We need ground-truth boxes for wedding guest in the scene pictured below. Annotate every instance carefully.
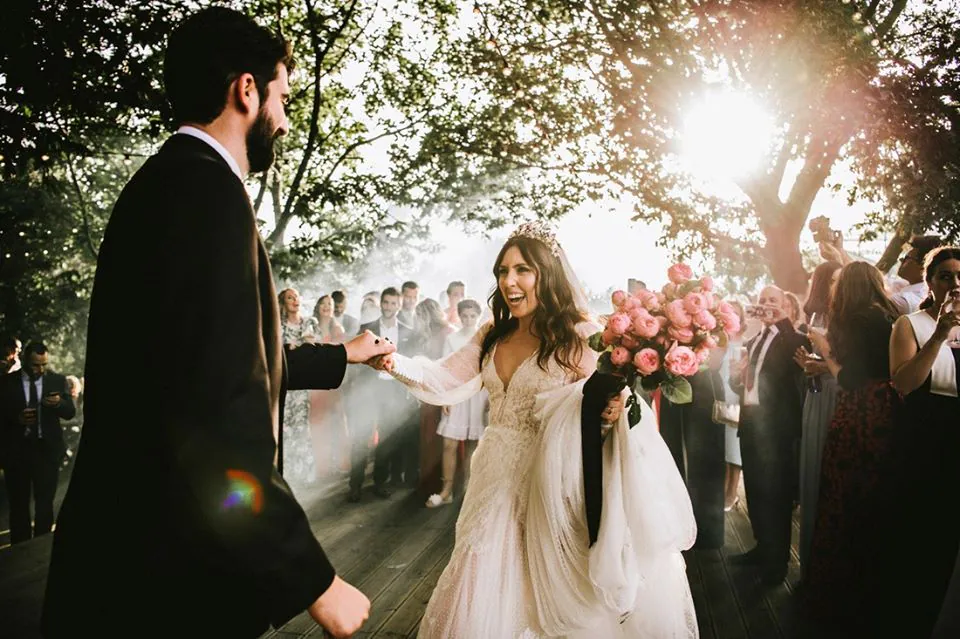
[310,295,348,478]
[718,301,747,511]
[784,291,804,327]
[729,286,808,586]
[0,342,75,544]
[279,287,318,484]
[399,281,420,327]
[659,351,726,549]
[443,281,466,327]
[349,288,419,501]
[332,289,359,336]
[61,375,84,471]
[360,290,380,324]
[794,260,842,581]
[889,234,942,315]
[885,246,960,636]
[803,262,900,631]
[1,336,22,374]
[426,299,489,508]
[415,298,454,497]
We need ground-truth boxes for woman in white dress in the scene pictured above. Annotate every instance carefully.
[374,223,698,638]
[427,298,490,508]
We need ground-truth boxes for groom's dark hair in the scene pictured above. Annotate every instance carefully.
[164,7,294,125]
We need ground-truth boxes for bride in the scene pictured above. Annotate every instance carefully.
[374,222,698,638]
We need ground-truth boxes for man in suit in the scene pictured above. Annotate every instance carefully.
[398,280,420,327]
[729,286,808,587]
[348,287,420,501]
[41,8,394,638]
[0,342,75,544]
[332,289,359,337]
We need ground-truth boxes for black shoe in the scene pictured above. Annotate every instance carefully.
[373,484,393,498]
[729,548,763,566]
[347,487,361,503]
[760,566,788,587]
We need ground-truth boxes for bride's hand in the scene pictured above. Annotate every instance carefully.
[601,394,624,424]
[366,353,395,373]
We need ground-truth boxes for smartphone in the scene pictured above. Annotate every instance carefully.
[745,305,773,320]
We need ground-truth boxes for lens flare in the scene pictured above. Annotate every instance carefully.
[222,470,263,514]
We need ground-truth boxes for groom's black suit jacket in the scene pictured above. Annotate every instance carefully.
[42,134,348,637]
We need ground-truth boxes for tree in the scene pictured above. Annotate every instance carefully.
[410,0,960,292]
[0,0,463,366]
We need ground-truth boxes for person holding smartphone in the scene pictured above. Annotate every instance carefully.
[0,342,76,544]
[728,286,809,587]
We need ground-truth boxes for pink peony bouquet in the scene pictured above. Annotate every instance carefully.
[590,264,739,424]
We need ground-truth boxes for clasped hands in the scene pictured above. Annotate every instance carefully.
[342,330,397,366]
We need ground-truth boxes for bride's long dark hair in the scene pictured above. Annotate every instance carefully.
[480,236,586,376]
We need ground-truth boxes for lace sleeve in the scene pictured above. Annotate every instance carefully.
[388,322,489,406]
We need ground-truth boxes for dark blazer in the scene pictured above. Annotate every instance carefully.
[731,318,808,435]
[0,371,76,462]
[42,134,349,637]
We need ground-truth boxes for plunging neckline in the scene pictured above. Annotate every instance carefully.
[492,343,538,392]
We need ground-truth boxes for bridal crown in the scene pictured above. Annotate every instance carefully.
[509,221,562,258]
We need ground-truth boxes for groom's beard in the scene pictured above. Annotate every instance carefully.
[246,108,279,173]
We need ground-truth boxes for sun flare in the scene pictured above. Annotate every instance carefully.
[680,91,775,187]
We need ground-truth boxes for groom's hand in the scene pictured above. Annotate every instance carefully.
[309,575,370,638]
[343,330,397,364]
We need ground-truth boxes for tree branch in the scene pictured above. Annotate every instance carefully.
[875,0,908,40]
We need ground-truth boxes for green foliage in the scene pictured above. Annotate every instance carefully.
[659,376,693,405]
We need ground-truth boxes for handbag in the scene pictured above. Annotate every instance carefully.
[709,372,740,427]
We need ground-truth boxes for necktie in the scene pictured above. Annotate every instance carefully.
[746,327,771,391]
[28,378,40,438]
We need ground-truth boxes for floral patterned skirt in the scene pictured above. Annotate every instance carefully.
[804,380,901,628]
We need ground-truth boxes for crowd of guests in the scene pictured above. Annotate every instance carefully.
[273,281,490,509]
[660,235,960,637]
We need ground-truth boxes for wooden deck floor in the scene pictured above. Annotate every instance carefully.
[0,472,840,638]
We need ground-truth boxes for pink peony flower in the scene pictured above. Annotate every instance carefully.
[668,325,695,344]
[656,334,671,348]
[608,312,631,336]
[634,348,661,375]
[656,292,667,306]
[665,345,700,376]
[656,315,669,329]
[693,309,718,331]
[701,275,714,291]
[633,314,661,339]
[611,290,627,307]
[683,292,708,315]
[611,346,631,367]
[702,291,718,310]
[668,263,694,285]
[621,334,640,350]
[628,307,644,322]
[662,282,678,299]
[695,345,711,364]
[718,301,735,315]
[719,312,741,335]
[620,297,638,312]
[665,300,693,328]
[602,328,618,346]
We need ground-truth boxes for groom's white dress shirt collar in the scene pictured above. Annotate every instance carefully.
[176,126,243,180]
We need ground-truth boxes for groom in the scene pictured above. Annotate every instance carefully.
[41,8,392,638]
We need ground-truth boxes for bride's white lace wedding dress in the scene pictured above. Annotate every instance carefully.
[389,322,699,638]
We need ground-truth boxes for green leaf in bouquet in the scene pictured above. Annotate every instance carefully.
[597,351,614,374]
[587,331,606,353]
[677,281,699,297]
[717,331,729,348]
[660,376,693,405]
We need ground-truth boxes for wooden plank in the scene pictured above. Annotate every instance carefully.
[695,545,750,639]
[367,530,456,638]
[351,527,455,637]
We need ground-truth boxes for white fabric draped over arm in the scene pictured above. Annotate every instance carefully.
[388,323,488,406]
[525,326,698,638]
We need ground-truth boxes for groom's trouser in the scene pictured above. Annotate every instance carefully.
[739,405,797,570]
